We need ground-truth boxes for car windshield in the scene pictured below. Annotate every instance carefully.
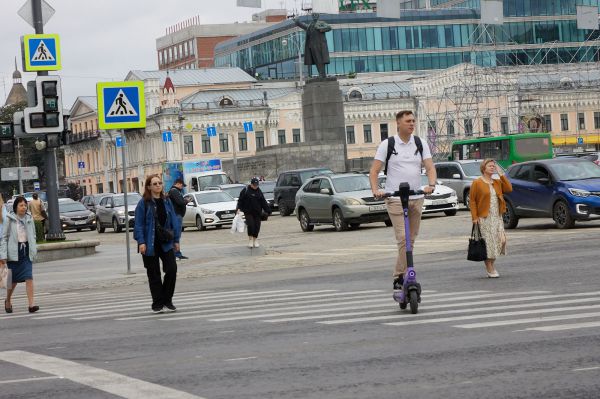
[222,186,244,198]
[549,161,600,181]
[332,175,371,193]
[299,169,333,182]
[198,174,229,190]
[59,202,87,212]
[113,194,141,207]
[260,182,275,193]
[195,192,234,204]
[461,162,482,177]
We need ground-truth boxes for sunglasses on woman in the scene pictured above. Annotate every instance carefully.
[150,181,163,186]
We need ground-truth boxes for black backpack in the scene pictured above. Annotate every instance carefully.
[383,135,424,176]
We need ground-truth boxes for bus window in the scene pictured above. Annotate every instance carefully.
[515,137,550,156]
[480,140,509,161]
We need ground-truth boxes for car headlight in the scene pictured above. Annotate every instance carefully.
[343,198,362,206]
[568,188,591,197]
[60,216,68,221]
[117,210,125,215]
[200,208,213,214]
[87,214,95,220]
[451,190,457,197]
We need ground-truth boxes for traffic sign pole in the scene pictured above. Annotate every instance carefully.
[32,0,64,240]
[120,130,133,275]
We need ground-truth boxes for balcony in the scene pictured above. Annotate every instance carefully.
[67,130,100,144]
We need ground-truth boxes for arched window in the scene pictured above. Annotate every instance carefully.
[219,97,234,107]
[349,90,362,101]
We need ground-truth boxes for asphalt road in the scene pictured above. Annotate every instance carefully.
[1,211,599,399]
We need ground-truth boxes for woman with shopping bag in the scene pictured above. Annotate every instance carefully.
[236,177,272,248]
[469,159,512,278]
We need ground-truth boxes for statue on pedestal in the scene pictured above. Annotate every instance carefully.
[293,14,332,79]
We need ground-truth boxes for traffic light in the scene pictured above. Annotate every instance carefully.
[23,76,64,134]
[0,122,15,154]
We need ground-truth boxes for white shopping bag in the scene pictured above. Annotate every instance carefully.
[230,214,245,234]
[0,265,11,290]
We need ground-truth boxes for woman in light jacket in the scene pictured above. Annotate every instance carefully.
[134,174,181,314]
[469,159,513,278]
[0,196,39,313]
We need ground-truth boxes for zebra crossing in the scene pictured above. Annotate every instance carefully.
[4,287,600,333]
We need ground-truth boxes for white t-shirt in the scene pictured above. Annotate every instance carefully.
[374,135,432,200]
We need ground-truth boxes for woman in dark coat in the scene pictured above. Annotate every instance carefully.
[236,177,272,248]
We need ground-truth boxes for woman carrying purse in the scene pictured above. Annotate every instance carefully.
[134,174,181,313]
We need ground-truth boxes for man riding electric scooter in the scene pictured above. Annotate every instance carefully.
[369,110,437,306]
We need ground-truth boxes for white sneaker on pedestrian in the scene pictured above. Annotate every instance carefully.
[248,239,253,248]
[253,239,260,248]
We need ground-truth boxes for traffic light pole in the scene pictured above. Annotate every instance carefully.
[32,0,64,240]
[120,130,132,274]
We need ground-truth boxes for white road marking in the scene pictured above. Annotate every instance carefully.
[573,366,600,372]
[224,357,257,362]
[453,310,600,329]
[0,376,62,385]
[523,320,600,332]
[0,350,204,399]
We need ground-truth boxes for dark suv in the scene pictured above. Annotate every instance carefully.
[274,168,333,216]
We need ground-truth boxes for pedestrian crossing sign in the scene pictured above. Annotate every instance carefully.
[22,34,61,71]
[97,81,146,130]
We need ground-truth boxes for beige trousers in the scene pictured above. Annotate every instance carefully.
[386,198,424,278]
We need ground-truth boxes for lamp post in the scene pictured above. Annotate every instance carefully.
[178,109,185,161]
[228,132,239,183]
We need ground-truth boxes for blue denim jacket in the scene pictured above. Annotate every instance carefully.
[133,197,181,257]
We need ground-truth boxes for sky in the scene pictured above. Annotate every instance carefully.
[0,0,301,109]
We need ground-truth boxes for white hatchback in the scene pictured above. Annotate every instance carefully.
[419,175,459,216]
[182,190,238,231]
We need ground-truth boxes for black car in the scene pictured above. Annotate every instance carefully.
[58,199,96,231]
[274,168,333,216]
[259,181,277,211]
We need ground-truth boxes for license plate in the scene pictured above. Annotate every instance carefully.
[432,199,447,205]
[369,204,387,212]
[221,214,234,219]
[74,220,86,225]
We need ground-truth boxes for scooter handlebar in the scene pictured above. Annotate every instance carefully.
[382,189,425,198]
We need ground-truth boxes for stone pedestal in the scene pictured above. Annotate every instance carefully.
[302,78,347,148]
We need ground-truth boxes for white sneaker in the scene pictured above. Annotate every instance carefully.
[248,239,253,248]
[253,239,260,248]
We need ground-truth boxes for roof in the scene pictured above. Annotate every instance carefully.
[78,96,98,111]
[4,82,27,106]
[126,68,256,87]
[180,87,296,109]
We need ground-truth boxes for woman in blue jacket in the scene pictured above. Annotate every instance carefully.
[0,196,39,314]
[134,174,181,313]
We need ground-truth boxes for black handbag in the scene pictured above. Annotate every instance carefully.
[152,202,174,243]
[467,224,487,262]
[260,210,270,221]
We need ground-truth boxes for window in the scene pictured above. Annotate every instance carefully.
[184,42,188,57]
[159,51,163,65]
[514,164,533,181]
[256,131,265,149]
[595,112,600,129]
[435,165,449,178]
[304,179,321,193]
[501,117,509,134]
[219,98,234,107]
[201,133,211,153]
[578,113,585,130]
[346,126,355,144]
[278,129,286,144]
[293,128,301,143]
[560,114,569,131]
[447,165,461,178]
[380,123,388,140]
[464,119,473,136]
[363,124,372,143]
[447,120,455,136]
[238,132,248,151]
[348,90,362,101]
[483,118,491,135]
[219,133,229,152]
[544,114,552,132]
[184,135,194,155]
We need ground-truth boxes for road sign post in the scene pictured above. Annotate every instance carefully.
[97,81,145,275]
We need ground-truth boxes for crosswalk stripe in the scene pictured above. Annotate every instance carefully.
[523,320,600,332]
[264,293,600,323]
[112,290,383,321]
[379,304,600,327]
[30,290,314,320]
[454,312,600,329]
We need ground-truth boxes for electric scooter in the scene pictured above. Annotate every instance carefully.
[385,183,424,314]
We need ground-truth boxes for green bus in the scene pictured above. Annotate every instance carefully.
[450,133,553,168]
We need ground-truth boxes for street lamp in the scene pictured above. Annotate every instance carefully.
[227,132,239,183]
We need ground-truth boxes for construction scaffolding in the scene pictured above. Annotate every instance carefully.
[417,17,600,160]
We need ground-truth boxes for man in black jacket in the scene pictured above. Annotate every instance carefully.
[168,178,189,260]
[236,177,272,248]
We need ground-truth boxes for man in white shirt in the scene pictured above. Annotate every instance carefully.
[369,110,437,291]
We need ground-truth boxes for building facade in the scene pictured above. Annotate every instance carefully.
[215,0,600,79]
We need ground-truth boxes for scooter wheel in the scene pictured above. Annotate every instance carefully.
[409,290,419,314]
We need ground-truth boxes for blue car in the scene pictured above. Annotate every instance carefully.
[503,158,600,229]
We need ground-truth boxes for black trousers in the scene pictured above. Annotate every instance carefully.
[142,244,177,309]
[244,212,262,238]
